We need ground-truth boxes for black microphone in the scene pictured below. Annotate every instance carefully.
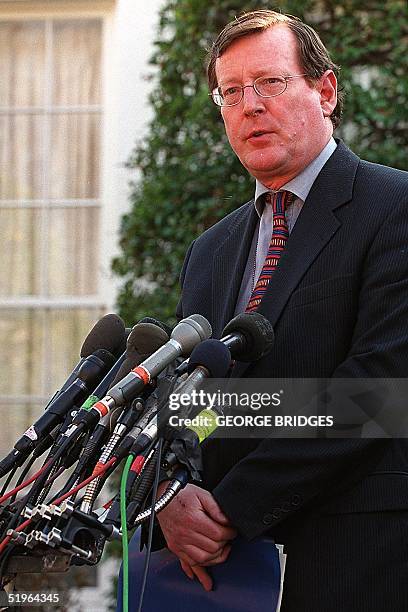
[45,313,127,406]
[187,338,232,377]
[135,316,172,339]
[71,314,212,431]
[221,311,274,361]
[0,314,127,478]
[26,351,128,469]
[54,317,151,427]
[176,312,274,374]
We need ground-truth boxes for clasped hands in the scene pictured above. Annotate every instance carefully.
[157,482,237,591]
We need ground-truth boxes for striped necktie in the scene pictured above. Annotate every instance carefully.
[246,190,293,312]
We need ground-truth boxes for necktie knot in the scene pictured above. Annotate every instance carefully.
[265,190,295,213]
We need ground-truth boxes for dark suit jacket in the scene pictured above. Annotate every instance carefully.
[176,141,408,611]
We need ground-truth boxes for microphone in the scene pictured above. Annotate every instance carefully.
[109,319,171,389]
[49,314,127,401]
[70,314,212,431]
[221,311,274,362]
[81,314,127,357]
[172,339,231,403]
[0,349,116,478]
[43,318,174,503]
[120,343,232,528]
[176,312,275,374]
[25,351,129,472]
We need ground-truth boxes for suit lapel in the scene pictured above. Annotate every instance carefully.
[211,202,258,338]
[233,141,360,376]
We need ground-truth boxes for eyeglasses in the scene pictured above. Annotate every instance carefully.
[210,74,308,107]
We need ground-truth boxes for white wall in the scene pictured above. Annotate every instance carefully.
[100,0,166,310]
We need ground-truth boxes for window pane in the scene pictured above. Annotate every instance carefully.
[0,208,42,296]
[0,404,43,458]
[47,309,105,393]
[0,309,45,396]
[48,206,100,296]
[0,115,45,200]
[49,113,101,199]
[0,309,104,399]
[0,21,45,108]
[53,19,102,106]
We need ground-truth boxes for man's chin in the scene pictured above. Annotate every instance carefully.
[242,156,287,183]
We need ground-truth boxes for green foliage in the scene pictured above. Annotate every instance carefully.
[113,0,407,326]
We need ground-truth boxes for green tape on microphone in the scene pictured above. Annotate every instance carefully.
[186,409,218,444]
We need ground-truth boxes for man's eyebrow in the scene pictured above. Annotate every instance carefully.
[217,77,241,87]
[218,70,285,86]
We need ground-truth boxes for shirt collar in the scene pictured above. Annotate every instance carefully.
[254,137,337,217]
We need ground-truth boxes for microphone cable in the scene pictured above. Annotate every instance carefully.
[120,454,133,612]
[136,437,164,612]
[120,367,180,612]
[0,466,18,497]
[7,456,37,504]
[132,369,180,612]
[0,460,53,506]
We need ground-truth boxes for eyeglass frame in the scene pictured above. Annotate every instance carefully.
[209,74,309,107]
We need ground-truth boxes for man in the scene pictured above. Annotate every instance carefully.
[157,10,408,611]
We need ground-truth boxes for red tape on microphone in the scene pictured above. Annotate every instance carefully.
[131,365,150,386]
[92,400,110,418]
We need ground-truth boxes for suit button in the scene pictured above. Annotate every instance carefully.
[262,513,274,525]
[291,494,301,506]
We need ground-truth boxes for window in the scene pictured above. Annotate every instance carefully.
[0,18,105,450]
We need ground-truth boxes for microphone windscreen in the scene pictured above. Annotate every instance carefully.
[187,339,231,378]
[109,322,170,388]
[222,312,274,362]
[138,317,172,338]
[127,322,170,355]
[81,314,126,358]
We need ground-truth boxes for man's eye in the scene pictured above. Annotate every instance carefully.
[223,86,241,97]
[262,77,281,85]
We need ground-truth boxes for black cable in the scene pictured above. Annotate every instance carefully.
[12,456,36,498]
[0,458,36,535]
[0,542,16,586]
[136,437,164,612]
[0,467,18,497]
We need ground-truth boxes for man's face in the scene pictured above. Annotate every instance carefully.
[215,25,336,188]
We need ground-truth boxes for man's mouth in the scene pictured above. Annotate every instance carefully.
[246,130,270,139]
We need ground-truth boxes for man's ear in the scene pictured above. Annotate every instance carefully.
[317,70,337,117]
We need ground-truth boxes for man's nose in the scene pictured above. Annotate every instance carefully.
[242,85,266,116]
